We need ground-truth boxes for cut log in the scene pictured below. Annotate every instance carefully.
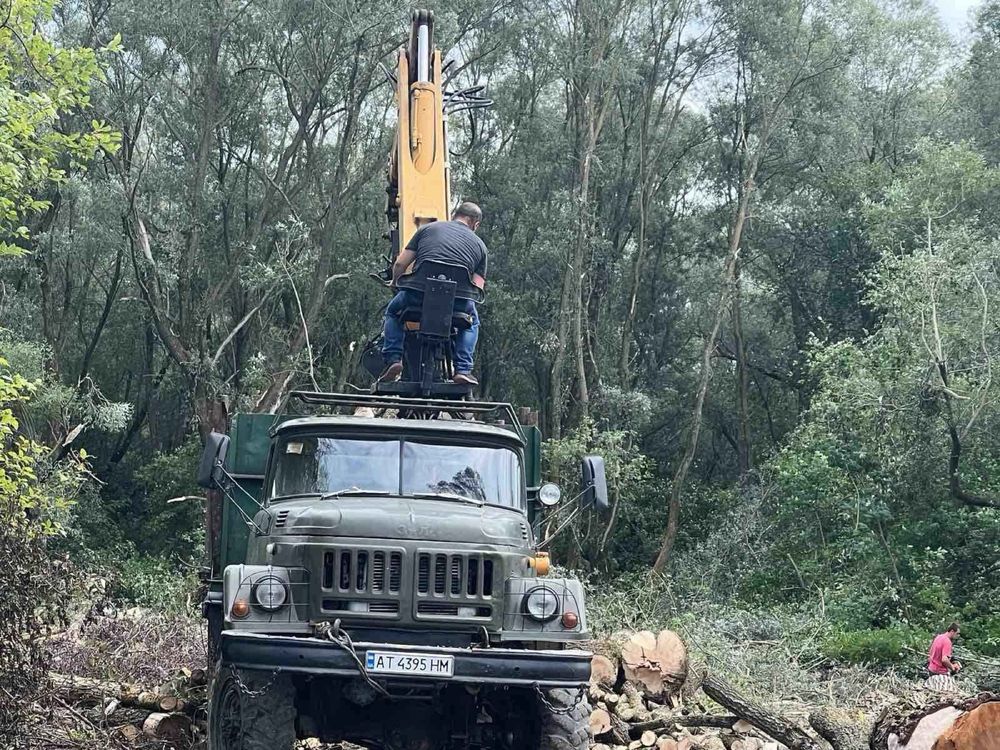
[592,654,620,688]
[640,729,658,746]
[699,670,821,750]
[869,693,1000,750]
[934,701,1000,749]
[621,630,687,699]
[49,672,199,714]
[591,708,613,736]
[142,712,192,742]
[656,738,677,750]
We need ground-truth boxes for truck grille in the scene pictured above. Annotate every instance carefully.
[416,553,494,597]
[414,551,497,622]
[316,545,406,620]
[323,549,403,594]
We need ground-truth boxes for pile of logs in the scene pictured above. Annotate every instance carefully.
[587,630,1000,750]
[587,629,818,750]
[49,667,207,746]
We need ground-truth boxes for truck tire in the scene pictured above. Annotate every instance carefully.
[537,688,590,750]
[208,665,296,750]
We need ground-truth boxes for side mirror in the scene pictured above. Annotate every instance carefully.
[580,455,609,513]
[197,432,231,489]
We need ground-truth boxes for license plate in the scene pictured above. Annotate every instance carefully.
[365,650,455,677]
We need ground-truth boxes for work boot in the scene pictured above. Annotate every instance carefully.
[453,372,478,385]
[379,361,403,382]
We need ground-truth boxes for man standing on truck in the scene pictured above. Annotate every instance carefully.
[380,201,488,385]
[926,622,962,691]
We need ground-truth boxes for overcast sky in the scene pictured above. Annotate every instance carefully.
[933,0,982,36]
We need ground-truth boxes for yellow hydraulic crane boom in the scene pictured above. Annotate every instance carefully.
[386,9,451,257]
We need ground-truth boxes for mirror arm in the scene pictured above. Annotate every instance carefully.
[214,463,269,536]
[538,501,586,549]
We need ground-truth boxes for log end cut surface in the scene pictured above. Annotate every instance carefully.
[932,702,1000,750]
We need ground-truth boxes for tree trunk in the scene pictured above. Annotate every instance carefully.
[652,176,755,574]
[731,255,752,482]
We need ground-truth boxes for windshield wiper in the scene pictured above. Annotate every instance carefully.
[320,488,395,500]
[411,491,484,506]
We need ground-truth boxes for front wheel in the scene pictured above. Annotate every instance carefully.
[537,688,590,750]
[208,665,296,750]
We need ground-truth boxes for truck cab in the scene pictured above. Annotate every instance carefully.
[199,391,606,750]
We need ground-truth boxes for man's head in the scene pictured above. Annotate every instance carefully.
[452,201,482,231]
[947,622,961,640]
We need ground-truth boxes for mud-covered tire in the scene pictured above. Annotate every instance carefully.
[208,665,296,750]
[537,687,590,750]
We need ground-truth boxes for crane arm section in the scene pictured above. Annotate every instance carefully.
[388,10,451,257]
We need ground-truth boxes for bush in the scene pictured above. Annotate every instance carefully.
[962,615,1000,657]
[109,555,200,616]
[132,437,205,560]
[820,626,930,672]
[1,356,87,736]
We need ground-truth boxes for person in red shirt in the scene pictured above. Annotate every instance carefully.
[925,622,961,691]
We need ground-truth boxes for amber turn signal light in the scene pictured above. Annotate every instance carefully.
[528,552,551,576]
[561,611,579,629]
[231,599,250,618]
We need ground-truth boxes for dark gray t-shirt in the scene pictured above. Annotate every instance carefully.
[406,220,488,279]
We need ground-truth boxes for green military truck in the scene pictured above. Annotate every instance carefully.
[198,391,608,750]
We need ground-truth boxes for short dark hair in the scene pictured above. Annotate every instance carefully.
[947,622,960,633]
[452,201,482,223]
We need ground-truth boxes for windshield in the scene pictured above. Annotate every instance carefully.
[270,436,522,509]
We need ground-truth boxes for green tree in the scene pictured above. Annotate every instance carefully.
[0,0,117,257]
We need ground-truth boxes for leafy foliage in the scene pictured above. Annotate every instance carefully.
[0,356,86,734]
[0,0,118,256]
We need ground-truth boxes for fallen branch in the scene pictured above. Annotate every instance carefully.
[699,670,822,750]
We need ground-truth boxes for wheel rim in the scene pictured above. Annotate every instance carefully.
[211,674,244,749]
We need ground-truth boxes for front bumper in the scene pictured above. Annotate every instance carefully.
[220,631,591,688]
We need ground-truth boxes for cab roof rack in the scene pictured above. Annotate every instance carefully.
[276,390,525,440]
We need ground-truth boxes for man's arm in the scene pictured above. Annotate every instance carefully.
[942,641,962,673]
[392,248,416,285]
[473,244,488,290]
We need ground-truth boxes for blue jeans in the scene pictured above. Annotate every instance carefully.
[382,290,480,374]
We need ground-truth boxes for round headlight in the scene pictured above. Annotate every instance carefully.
[252,576,288,611]
[523,586,560,622]
[538,483,562,507]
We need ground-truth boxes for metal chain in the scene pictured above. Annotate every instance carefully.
[229,663,280,697]
[533,684,586,715]
[315,619,392,698]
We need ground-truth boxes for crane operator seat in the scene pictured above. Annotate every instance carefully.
[394,260,484,340]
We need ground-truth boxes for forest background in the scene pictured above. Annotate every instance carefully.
[3,0,1000,707]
